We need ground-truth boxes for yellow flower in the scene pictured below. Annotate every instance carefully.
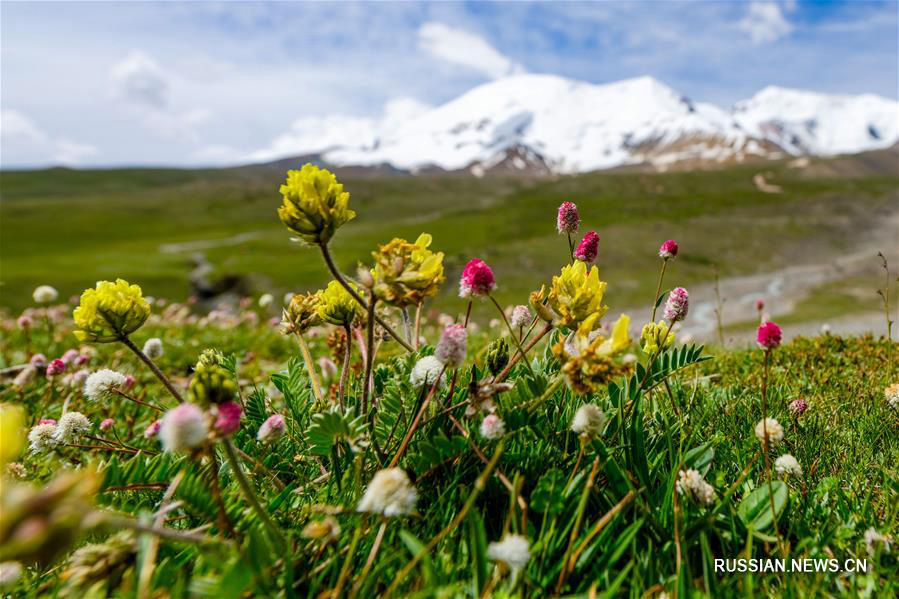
[189,362,237,405]
[553,314,631,394]
[73,279,150,342]
[641,320,675,354]
[0,403,25,465]
[282,292,321,334]
[317,280,363,326]
[535,261,608,331]
[371,233,445,307]
[278,164,356,245]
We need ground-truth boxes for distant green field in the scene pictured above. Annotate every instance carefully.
[1,159,897,318]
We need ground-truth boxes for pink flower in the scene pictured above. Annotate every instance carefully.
[74,354,90,366]
[100,418,115,430]
[29,354,47,368]
[46,359,66,377]
[658,240,679,259]
[573,231,599,264]
[17,315,32,329]
[39,418,57,426]
[257,414,286,443]
[459,259,496,298]
[757,321,782,350]
[60,349,80,364]
[144,420,162,438]
[123,375,137,391]
[556,201,580,234]
[755,299,765,311]
[214,401,242,436]
[436,324,468,368]
[663,287,689,322]
[788,399,808,418]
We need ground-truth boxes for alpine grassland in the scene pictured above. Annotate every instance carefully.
[0,161,897,599]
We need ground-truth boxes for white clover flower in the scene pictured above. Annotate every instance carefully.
[510,305,531,329]
[0,561,23,589]
[83,369,128,401]
[571,404,605,439]
[159,404,209,453]
[774,454,802,477]
[143,338,164,359]
[676,469,716,506]
[259,293,274,307]
[479,414,505,440]
[754,417,784,446]
[357,468,418,517]
[487,534,531,572]
[28,424,59,453]
[864,527,892,555]
[32,285,58,304]
[54,412,91,443]
[885,384,899,410]
[410,356,445,389]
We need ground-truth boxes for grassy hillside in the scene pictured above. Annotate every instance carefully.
[2,156,897,325]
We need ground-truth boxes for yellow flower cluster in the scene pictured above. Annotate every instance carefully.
[282,292,321,334]
[278,164,355,245]
[371,233,445,307]
[73,279,150,342]
[189,362,237,405]
[317,280,363,326]
[531,261,608,332]
[553,314,631,394]
[641,320,675,354]
[0,403,25,465]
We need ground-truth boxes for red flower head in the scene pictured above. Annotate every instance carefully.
[574,231,600,264]
[757,321,782,350]
[755,299,765,311]
[658,239,679,259]
[556,201,580,234]
[214,401,243,436]
[46,358,66,377]
[459,259,496,298]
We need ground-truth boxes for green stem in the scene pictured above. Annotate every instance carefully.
[222,438,287,550]
[120,335,183,403]
[338,324,352,409]
[362,298,377,414]
[650,259,669,323]
[318,243,414,352]
[490,295,534,374]
[296,333,324,404]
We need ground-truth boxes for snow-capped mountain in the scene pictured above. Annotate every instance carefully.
[256,75,899,175]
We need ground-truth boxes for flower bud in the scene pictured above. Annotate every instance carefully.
[658,239,678,259]
[99,418,115,431]
[556,201,580,234]
[159,404,208,452]
[435,324,467,368]
[510,305,531,329]
[479,414,505,440]
[257,414,286,443]
[213,401,242,436]
[46,359,66,377]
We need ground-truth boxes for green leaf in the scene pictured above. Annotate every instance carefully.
[306,408,366,456]
[398,529,434,587]
[684,443,715,476]
[467,510,488,596]
[738,481,788,531]
[531,468,567,514]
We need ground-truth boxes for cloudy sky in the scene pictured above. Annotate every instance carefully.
[1,1,896,168]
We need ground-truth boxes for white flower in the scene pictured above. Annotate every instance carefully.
[143,338,164,359]
[410,356,445,389]
[0,561,22,589]
[159,404,209,453]
[754,417,784,446]
[510,305,531,329]
[479,414,505,440]
[259,293,274,307]
[83,369,128,401]
[32,285,58,304]
[257,414,286,443]
[571,404,605,439]
[774,454,802,477]
[487,534,530,571]
[676,469,716,506]
[357,468,418,517]
[54,412,91,443]
[864,527,892,555]
[28,424,59,453]
[885,384,899,410]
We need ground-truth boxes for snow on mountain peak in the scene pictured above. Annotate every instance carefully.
[255,74,899,174]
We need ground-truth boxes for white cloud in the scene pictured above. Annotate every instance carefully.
[1,110,97,166]
[110,50,169,108]
[418,22,525,80]
[739,2,793,44]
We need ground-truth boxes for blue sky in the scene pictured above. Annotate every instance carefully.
[1,1,896,168]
